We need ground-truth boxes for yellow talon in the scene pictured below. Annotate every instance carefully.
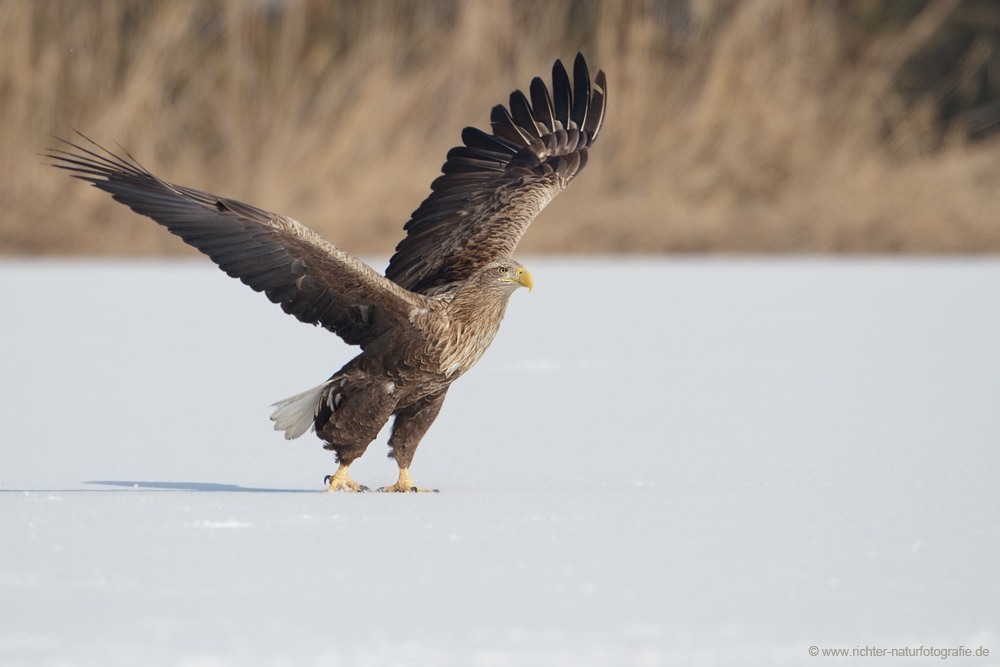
[323,464,368,492]
[378,468,438,493]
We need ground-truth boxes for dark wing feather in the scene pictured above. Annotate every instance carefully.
[571,56,591,130]
[508,91,541,140]
[49,136,430,350]
[529,77,556,133]
[385,53,607,294]
[551,58,573,130]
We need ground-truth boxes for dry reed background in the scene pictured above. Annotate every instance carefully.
[2,0,1000,256]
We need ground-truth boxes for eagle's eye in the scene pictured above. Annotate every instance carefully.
[498,267,508,274]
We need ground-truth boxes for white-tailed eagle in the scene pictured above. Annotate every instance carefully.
[50,53,606,492]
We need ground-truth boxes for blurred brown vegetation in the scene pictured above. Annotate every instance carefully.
[3,0,1000,256]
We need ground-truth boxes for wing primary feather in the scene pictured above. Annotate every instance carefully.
[441,156,505,173]
[461,126,519,154]
[446,146,512,163]
[570,52,591,131]
[584,70,607,139]
[489,105,532,146]
[508,90,540,140]
[429,172,492,191]
[52,132,147,178]
[529,77,555,133]
[551,58,572,130]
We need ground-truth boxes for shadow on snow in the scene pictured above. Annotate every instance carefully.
[90,480,316,493]
[0,481,317,493]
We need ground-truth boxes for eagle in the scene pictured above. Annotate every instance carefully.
[50,53,607,492]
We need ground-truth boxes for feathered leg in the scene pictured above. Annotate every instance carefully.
[380,390,448,492]
[315,366,397,491]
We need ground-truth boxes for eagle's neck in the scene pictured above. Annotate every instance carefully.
[438,287,513,378]
[449,284,511,325]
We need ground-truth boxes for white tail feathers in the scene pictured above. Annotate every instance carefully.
[270,381,329,440]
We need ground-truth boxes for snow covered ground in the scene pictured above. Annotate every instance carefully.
[1,258,998,666]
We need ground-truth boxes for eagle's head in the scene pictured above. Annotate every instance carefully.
[481,259,532,294]
[449,259,532,316]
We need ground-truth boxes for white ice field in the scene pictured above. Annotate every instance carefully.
[1,258,998,666]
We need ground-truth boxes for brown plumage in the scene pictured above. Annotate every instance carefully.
[49,53,607,492]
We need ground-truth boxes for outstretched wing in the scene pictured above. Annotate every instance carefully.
[49,136,428,350]
[385,53,607,294]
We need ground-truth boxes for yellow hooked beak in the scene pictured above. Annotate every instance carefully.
[516,267,533,292]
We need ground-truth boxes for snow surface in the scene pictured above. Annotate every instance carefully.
[1,258,998,666]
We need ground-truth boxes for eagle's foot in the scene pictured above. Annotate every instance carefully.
[378,468,439,493]
[323,464,369,493]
